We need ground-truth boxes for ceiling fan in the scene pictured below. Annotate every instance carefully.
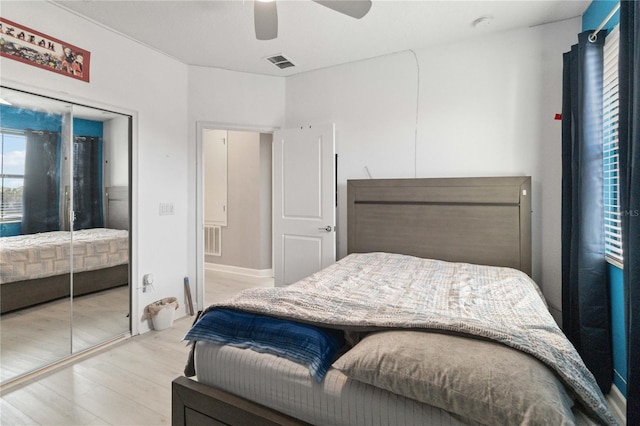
[254,0,372,40]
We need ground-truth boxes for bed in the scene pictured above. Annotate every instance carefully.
[172,177,616,426]
[0,228,129,313]
[0,186,129,314]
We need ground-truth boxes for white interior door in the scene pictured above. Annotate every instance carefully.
[273,123,336,286]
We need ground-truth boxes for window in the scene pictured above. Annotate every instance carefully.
[0,130,26,223]
[603,24,622,265]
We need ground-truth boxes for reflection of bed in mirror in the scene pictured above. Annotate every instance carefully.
[0,186,129,314]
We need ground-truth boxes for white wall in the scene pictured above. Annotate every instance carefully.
[206,131,267,270]
[259,133,273,271]
[0,1,190,334]
[187,66,285,310]
[286,51,419,257]
[285,18,581,320]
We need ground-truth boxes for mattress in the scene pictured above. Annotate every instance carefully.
[0,228,128,284]
[194,340,477,426]
[194,341,602,426]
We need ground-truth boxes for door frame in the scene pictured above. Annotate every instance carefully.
[195,121,279,311]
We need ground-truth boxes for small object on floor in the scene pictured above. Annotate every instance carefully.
[184,276,194,316]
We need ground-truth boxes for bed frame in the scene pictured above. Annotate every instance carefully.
[0,264,129,314]
[172,176,532,426]
[347,176,531,275]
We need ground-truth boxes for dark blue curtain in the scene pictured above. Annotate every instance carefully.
[73,136,103,230]
[21,130,60,234]
[561,31,613,393]
[619,1,640,423]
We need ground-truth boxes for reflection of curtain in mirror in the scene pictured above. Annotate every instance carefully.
[21,130,61,234]
[73,136,103,230]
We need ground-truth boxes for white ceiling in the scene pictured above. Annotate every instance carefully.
[52,0,589,77]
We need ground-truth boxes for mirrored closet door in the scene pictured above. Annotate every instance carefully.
[0,87,131,384]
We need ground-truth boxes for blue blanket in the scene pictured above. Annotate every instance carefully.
[184,308,344,382]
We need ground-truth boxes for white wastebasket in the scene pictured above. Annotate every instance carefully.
[152,306,176,330]
[147,297,179,330]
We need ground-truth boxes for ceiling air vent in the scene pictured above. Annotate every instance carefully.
[266,54,295,69]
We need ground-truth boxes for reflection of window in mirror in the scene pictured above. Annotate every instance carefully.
[0,110,127,234]
[0,131,26,237]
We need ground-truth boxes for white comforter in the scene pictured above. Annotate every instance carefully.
[208,252,616,425]
[0,228,128,284]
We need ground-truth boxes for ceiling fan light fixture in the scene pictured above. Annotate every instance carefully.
[255,0,278,40]
[312,0,372,19]
[254,0,372,41]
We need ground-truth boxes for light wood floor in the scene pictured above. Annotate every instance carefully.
[0,270,274,426]
[1,286,130,383]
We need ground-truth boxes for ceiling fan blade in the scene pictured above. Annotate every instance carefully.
[254,1,278,40]
[312,0,372,19]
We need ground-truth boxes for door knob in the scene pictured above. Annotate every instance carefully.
[318,225,333,232]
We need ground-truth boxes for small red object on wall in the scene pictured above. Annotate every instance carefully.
[555,113,562,120]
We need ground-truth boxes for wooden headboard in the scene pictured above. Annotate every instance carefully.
[347,177,532,275]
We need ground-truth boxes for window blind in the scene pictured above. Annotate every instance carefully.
[603,25,622,265]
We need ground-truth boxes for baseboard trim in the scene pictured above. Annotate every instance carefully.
[205,263,273,279]
[606,384,627,425]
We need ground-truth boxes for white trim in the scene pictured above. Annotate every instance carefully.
[205,262,273,279]
[195,121,279,313]
[606,384,627,426]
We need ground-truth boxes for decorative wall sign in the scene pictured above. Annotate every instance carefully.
[0,18,90,82]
